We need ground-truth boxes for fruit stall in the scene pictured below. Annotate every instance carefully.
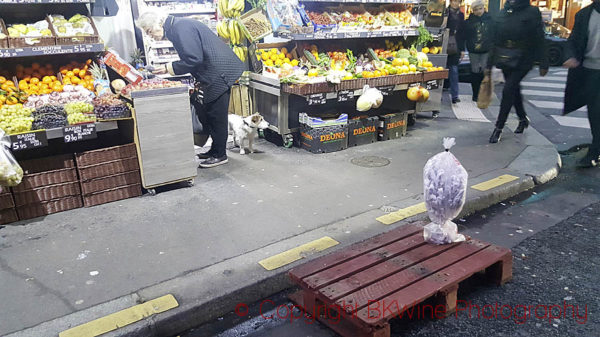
[231,0,450,151]
[0,0,197,224]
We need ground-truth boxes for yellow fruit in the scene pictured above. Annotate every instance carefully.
[422,47,430,54]
[308,69,319,77]
[407,86,421,101]
[278,53,285,60]
[261,53,269,61]
[286,53,293,60]
[283,58,291,64]
[280,47,288,54]
[291,59,299,66]
[409,64,417,72]
[275,59,283,67]
[419,87,430,102]
[265,59,274,67]
[400,65,409,73]
[270,54,277,61]
[392,58,402,67]
[270,48,277,54]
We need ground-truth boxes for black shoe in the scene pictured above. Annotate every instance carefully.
[199,155,228,168]
[452,98,461,104]
[196,150,214,160]
[472,96,478,102]
[576,151,599,168]
[489,128,502,143]
[432,111,440,118]
[514,117,530,134]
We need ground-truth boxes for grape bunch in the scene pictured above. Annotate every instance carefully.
[33,105,67,118]
[93,94,131,120]
[32,113,67,130]
[65,101,94,115]
[0,162,23,187]
[65,101,96,125]
[0,105,35,135]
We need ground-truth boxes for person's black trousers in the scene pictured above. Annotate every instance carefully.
[584,69,600,154]
[495,68,530,129]
[471,72,484,100]
[193,89,231,158]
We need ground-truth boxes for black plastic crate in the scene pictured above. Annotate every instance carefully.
[300,124,348,154]
[378,112,408,141]
[348,117,378,147]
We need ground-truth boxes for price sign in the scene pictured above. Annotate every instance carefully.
[10,131,48,151]
[425,80,439,90]
[307,93,327,105]
[409,82,421,88]
[378,85,395,96]
[63,124,97,143]
[337,90,354,102]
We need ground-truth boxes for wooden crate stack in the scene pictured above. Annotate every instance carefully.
[75,144,142,207]
[14,155,83,220]
[0,187,17,225]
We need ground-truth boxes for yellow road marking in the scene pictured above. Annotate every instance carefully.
[471,174,519,191]
[376,202,427,225]
[259,237,339,271]
[59,294,178,337]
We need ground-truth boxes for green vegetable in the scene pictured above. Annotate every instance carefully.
[304,50,318,66]
[396,49,411,59]
[415,25,435,48]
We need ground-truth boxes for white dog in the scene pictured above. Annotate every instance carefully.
[228,113,269,155]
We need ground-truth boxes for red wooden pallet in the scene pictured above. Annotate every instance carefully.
[288,223,512,337]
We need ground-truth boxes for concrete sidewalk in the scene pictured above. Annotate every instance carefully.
[1,110,560,337]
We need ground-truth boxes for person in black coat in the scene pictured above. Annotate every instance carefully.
[137,11,245,168]
[488,0,549,143]
[446,0,466,105]
[464,0,493,101]
[563,0,600,167]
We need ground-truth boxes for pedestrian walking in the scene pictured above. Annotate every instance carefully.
[563,0,600,168]
[488,0,548,143]
[136,10,244,168]
[464,0,493,102]
[446,0,466,105]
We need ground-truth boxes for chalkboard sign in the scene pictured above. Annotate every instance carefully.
[425,80,439,90]
[10,131,48,151]
[337,90,354,102]
[409,82,421,88]
[63,124,97,143]
[307,93,326,106]
[378,85,395,96]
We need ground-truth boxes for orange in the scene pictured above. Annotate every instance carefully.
[84,75,92,81]
[30,77,40,85]
[18,81,28,90]
[42,76,52,84]
[52,83,62,92]
[42,89,52,95]
[50,75,57,81]
[86,59,92,65]
[73,68,80,74]
[60,68,68,74]
[62,78,71,85]
[71,77,81,84]
[0,96,6,103]
[0,76,5,84]
[7,96,18,104]
[79,70,86,78]
[373,70,382,77]
[66,71,74,78]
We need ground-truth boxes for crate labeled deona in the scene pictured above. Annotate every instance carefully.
[300,124,348,154]
[378,112,408,141]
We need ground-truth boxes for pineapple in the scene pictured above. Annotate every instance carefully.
[88,62,111,96]
[130,48,144,69]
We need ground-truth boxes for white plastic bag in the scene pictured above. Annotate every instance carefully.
[0,129,23,187]
[423,138,467,244]
[356,85,384,112]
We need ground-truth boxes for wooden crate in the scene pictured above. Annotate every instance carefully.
[7,17,56,48]
[48,15,100,46]
[0,208,18,225]
[288,223,512,337]
[77,157,140,181]
[0,19,8,49]
[423,69,449,81]
[13,168,78,192]
[0,191,15,210]
[80,170,141,195]
[12,181,81,207]
[16,195,82,220]
[75,143,137,167]
[82,184,141,207]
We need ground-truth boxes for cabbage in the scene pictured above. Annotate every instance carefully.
[356,94,372,112]
[396,49,411,59]
[417,52,428,64]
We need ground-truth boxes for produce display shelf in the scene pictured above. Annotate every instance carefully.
[300,0,420,3]
[277,29,420,40]
[0,43,104,59]
[168,9,215,15]
[0,0,92,3]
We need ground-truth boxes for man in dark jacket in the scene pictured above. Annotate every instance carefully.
[488,0,549,143]
[563,0,600,168]
[137,11,245,168]
[446,0,466,105]
[464,0,493,101]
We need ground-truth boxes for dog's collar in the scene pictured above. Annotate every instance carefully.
[244,120,257,129]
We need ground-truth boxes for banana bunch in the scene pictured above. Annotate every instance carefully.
[216,20,230,39]
[233,45,248,62]
[217,19,243,44]
[218,0,244,18]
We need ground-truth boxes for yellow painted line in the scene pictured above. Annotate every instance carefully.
[376,202,427,225]
[471,174,519,191]
[59,294,178,337]
[259,236,339,271]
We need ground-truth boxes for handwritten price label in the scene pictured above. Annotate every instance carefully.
[63,124,97,143]
[10,131,48,151]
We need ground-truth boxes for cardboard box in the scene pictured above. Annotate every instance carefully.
[300,124,348,154]
[348,117,378,147]
[378,112,408,141]
[103,50,143,84]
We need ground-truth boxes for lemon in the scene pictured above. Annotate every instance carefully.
[261,53,269,61]
[265,60,274,67]
[278,53,285,60]
[270,48,277,54]
[409,64,417,72]
[275,59,283,67]
[422,47,430,54]
[270,54,278,61]
[400,65,409,73]
[284,58,291,64]
[291,59,299,66]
